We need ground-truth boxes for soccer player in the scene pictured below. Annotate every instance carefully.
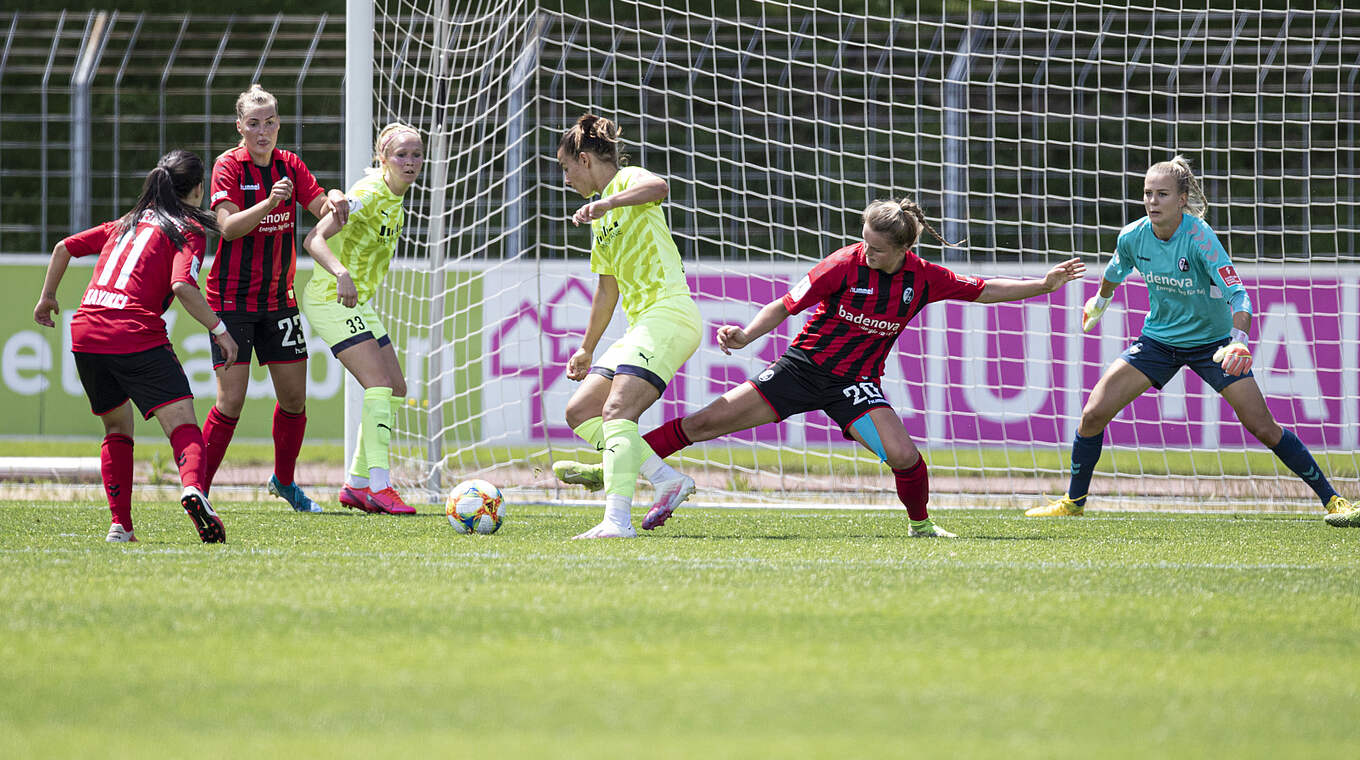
[561,199,1086,537]
[1026,156,1355,522]
[300,123,422,515]
[552,113,703,539]
[32,149,237,543]
[200,84,349,513]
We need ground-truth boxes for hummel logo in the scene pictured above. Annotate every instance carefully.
[1302,467,1320,480]
[106,484,121,497]
[637,351,654,365]
[176,453,187,467]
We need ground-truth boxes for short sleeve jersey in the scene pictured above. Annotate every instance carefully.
[1104,215,1248,347]
[63,214,206,354]
[304,172,405,305]
[207,146,324,313]
[781,242,985,380]
[588,166,692,323]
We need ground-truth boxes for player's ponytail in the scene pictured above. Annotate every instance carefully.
[1150,155,1208,219]
[118,149,219,248]
[560,113,628,166]
[863,198,963,250]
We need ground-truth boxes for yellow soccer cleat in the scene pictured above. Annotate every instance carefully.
[1324,497,1360,528]
[552,459,605,492]
[1025,495,1085,517]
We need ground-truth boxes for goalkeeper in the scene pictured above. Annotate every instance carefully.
[1028,156,1355,524]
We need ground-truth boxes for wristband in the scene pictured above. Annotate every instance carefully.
[211,320,228,337]
[1229,328,1248,345]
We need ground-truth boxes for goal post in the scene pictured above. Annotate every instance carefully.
[355,1,1360,511]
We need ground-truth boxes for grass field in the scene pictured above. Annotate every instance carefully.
[1,497,1357,759]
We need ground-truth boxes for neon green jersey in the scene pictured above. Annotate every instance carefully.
[589,165,692,323]
[305,172,406,304]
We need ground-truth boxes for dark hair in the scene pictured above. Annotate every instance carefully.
[559,113,628,166]
[116,149,219,247]
[862,197,960,250]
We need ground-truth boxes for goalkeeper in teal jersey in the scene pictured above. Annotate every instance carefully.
[1027,156,1356,525]
[300,123,423,515]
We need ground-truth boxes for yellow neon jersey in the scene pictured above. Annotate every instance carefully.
[589,166,691,322]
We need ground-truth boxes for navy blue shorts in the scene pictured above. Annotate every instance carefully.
[1118,335,1252,392]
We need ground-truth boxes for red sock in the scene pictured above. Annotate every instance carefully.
[201,406,238,492]
[272,404,307,486]
[169,424,206,492]
[642,418,692,459]
[101,434,134,530]
[892,459,930,521]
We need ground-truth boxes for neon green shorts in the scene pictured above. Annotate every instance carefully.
[592,295,701,393]
[299,293,390,356]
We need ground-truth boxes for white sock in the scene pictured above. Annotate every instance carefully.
[369,467,390,491]
[604,493,632,526]
[347,475,370,489]
[639,455,679,485]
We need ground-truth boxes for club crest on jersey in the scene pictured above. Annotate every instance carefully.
[1177,257,1189,272]
[758,368,775,382]
[902,286,914,304]
[1217,264,1241,287]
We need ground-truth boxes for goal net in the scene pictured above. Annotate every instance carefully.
[365,0,1360,510]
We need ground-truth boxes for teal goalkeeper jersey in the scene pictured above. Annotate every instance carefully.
[1105,214,1249,347]
[305,172,405,304]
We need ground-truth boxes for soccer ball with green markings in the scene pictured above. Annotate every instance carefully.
[445,479,504,535]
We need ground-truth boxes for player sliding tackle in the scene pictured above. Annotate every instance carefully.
[1027,156,1356,524]
[558,198,1085,537]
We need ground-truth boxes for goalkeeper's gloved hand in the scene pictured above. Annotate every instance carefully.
[1081,294,1110,332]
[1212,329,1253,376]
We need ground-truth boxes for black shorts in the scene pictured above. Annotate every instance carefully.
[211,308,309,368]
[748,351,892,438]
[74,345,193,420]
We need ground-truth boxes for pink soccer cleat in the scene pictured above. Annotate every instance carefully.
[365,487,417,515]
[339,485,378,513]
[641,475,696,530]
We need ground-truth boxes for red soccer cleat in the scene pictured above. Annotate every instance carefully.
[339,485,378,513]
[365,487,416,515]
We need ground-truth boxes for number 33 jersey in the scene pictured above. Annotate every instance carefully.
[61,213,207,354]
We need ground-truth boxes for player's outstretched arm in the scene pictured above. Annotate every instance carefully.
[172,281,238,368]
[716,299,791,355]
[33,242,72,327]
[974,257,1085,304]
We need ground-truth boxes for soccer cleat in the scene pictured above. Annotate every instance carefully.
[339,485,378,513]
[268,475,323,513]
[641,474,696,530]
[106,523,138,543]
[1025,495,1085,517]
[572,521,638,539]
[180,486,226,543]
[365,486,417,515]
[1324,498,1360,528]
[907,519,958,538]
[552,460,605,492]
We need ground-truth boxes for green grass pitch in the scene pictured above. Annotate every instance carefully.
[1,499,1357,759]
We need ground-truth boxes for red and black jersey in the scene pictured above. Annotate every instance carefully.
[63,213,206,354]
[206,146,324,313]
[781,242,985,380]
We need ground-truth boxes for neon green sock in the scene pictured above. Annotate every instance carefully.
[601,418,643,500]
[362,386,394,472]
[572,416,605,451]
[349,417,369,482]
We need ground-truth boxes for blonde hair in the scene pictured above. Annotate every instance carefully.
[373,122,422,166]
[862,197,960,250]
[234,84,278,147]
[559,113,628,166]
[1148,155,1208,219]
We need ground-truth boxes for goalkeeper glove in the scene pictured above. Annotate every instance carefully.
[1212,329,1252,376]
[1081,294,1110,332]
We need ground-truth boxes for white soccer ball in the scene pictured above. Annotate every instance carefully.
[445,479,505,534]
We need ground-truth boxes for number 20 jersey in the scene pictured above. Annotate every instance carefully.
[781,242,985,381]
[61,214,206,354]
